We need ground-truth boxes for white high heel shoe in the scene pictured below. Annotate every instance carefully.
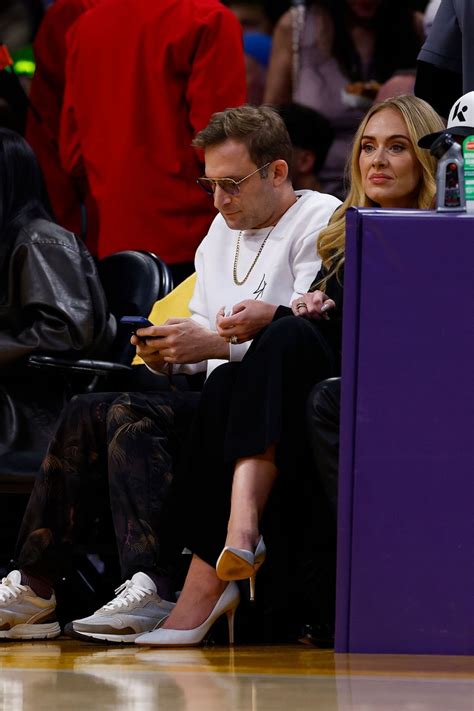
[134,581,240,647]
[216,536,266,601]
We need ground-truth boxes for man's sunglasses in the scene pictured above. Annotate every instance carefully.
[196,162,271,196]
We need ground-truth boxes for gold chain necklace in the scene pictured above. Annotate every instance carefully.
[233,225,276,286]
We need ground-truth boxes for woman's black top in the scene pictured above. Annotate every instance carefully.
[273,264,344,359]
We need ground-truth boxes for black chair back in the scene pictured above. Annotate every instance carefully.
[97,250,174,364]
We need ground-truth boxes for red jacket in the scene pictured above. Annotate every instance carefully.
[59,0,246,263]
[26,0,101,251]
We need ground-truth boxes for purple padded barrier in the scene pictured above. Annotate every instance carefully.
[336,208,474,655]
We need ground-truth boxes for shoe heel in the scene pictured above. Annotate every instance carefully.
[249,573,256,602]
[226,607,236,645]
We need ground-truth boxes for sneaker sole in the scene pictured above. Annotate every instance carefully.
[0,622,61,640]
[63,622,141,645]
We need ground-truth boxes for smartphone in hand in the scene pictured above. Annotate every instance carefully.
[120,316,153,339]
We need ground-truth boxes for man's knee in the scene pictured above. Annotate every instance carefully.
[55,393,113,433]
[106,392,178,451]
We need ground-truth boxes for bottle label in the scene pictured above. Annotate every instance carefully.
[462,135,474,209]
[445,162,461,207]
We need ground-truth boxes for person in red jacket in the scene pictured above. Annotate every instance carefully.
[26,0,101,252]
[59,0,247,282]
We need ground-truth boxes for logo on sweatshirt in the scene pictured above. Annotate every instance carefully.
[253,275,267,300]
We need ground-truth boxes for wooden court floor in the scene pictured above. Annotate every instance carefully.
[0,639,472,710]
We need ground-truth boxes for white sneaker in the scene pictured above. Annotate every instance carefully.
[0,570,61,640]
[71,572,175,643]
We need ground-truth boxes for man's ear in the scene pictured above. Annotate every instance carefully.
[271,159,289,185]
[295,148,317,176]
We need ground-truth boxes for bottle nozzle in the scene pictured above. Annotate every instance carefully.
[430,131,456,159]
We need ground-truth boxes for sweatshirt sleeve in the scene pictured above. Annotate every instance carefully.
[288,194,341,301]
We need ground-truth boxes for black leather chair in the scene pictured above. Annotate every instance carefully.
[0,250,173,495]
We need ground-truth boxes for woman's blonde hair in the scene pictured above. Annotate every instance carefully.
[317,95,445,287]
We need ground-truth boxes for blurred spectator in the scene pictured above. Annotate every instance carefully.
[261,0,292,27]
[222,0,273,33]
[423,0,442,33]
[0,69,29,133]
[244,31,272,104]
[375,70,417,102]
[0,0,45,133]
[264,1,424,198]
[0,127,114,465]
[60,0,246,284]
[26,0,100,249]
[22,0,46,35]
[277,102,334,191]
[415,0,470,119]
[0,1,40,52]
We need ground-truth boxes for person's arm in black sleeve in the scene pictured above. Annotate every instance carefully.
[0,236,101,368]
[415,0,463,118]
[415,60,462,119]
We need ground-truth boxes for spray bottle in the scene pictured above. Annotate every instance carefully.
[430,132,466,212]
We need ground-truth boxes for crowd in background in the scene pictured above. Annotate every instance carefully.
[0,0,468,648]
[0,1,440,266]
[0,2,435,187]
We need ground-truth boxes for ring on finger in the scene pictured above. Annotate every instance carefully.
[229,335,238,345]
[295,302,307,310]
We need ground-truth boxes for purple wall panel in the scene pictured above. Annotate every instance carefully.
[336,208,362,651]
[336,209,474,654]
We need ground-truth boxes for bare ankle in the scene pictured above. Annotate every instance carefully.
[225,528,259,552]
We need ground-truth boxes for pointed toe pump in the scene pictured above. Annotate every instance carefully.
[216,536,266,601]
[134,581,240,647]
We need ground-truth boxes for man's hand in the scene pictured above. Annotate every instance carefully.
[291,291,336,320]
[216,300,277,343]
[132,318,229,370]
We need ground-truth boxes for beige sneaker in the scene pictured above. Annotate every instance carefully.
[0,570,60,640]
[71,572,175,643]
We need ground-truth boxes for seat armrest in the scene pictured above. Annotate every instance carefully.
[28,355,132,376]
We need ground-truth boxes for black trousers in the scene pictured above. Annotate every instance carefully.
[168,315,339,569]
[16,389,200,582]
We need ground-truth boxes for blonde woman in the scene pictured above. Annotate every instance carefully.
[313,93,441,289]
[136,95,444,647]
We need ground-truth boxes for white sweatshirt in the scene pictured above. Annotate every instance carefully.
[169,189,340,378]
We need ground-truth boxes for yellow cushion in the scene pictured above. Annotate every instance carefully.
[132,272,196,366]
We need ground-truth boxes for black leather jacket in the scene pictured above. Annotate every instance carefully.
[0,218,115,367]
[0,218,115,460]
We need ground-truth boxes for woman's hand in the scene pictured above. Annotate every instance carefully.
[291,291,336,320]
[216,300,277,344]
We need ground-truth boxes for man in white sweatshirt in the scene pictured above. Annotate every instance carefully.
[135,105,340,378]
[6,105,340,645]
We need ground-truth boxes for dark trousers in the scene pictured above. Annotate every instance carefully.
[160,316,339,637]
[15,389,200,582]
[306,377,341,514]
[171,316,339,567]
